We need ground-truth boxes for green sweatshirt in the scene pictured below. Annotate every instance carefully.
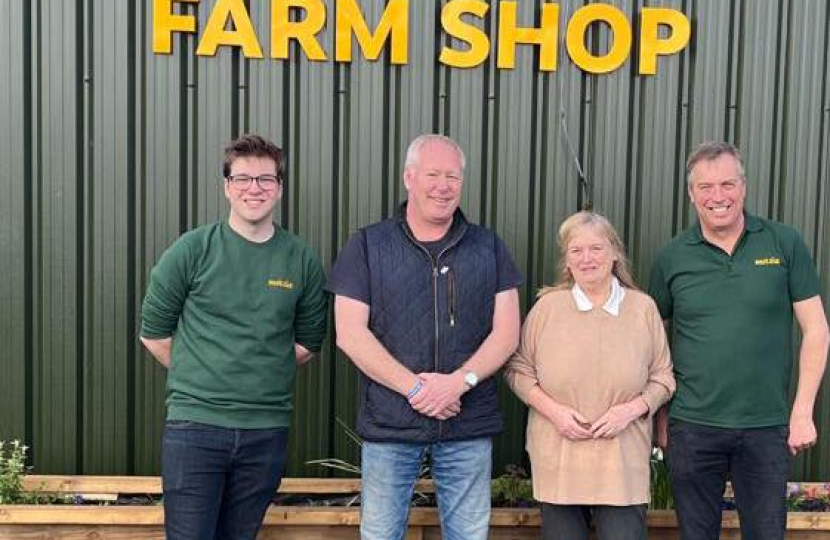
[141,222,327,429]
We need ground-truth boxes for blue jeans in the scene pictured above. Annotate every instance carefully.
[541,503,647,540]
[667,419,790,540]
[162,420,289,540]
[360,438,492,540]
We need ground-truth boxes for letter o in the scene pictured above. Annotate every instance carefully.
[566,4,632,74]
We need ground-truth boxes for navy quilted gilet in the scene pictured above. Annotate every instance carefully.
[356,211,505,443]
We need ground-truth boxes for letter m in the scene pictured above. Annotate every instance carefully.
[335,0,409,64]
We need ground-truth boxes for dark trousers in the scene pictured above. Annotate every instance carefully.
[541,503,647,540]
[667,419,790,540]
[162,420,289,540]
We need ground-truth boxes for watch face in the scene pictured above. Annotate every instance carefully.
[464,371,478,387]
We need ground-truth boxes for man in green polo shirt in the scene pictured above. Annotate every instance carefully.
[649,141,829,540]
[140,134,327,540]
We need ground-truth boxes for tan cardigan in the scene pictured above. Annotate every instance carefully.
[505,289,674,505]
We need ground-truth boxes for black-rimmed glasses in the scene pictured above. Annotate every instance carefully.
[227,174,281,191]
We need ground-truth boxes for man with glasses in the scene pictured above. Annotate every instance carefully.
[327,134,522,540]
[140,134,327,540]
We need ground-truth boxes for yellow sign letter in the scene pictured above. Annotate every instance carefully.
[497,1,559,71]
[153,0,198,54]
[335,0,409,64]
[566,4,631,74]
[639,8,690,75]
[196,0,263,58]
[440,0,490,69]
[271,0,327,61]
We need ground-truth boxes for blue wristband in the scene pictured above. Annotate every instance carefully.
[406,380,424,399]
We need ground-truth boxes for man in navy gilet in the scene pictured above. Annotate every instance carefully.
[326,134,522,540]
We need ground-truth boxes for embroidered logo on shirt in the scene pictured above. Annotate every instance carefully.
[755,257,781,266]
[268,279,294,290]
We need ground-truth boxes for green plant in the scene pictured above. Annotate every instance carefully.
[0,440,28,504]
[649,446,673,510]
[491,464,533,507]
[306,418,363,476]
[306,418,432,506]
[0,440,69,505]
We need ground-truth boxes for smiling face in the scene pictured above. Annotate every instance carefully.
[403,140,464,235]
[565,225,618,291]
[224,155,283,230]
[688,153,746,238]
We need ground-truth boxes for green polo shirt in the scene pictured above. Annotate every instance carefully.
[648,213,821,428]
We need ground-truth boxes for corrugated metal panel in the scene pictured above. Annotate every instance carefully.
[33,0,83,474]
[2,0,830,482]
[0,0,28,446]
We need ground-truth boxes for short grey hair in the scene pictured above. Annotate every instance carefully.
[404,134,466,171]
[686,141,746,184]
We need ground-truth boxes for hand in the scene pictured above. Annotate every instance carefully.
[409,372,466,419]
[655,407,669,449]
[591,399,647,439]
[788,414,817,455]
[433,400,462,420]
[546,403,592,440]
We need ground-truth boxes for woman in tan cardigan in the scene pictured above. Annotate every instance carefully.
[505,211,675,540]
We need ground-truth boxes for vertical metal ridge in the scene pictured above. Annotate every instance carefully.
[23,0,35,456]
[723,0,738,140]
[732,0,746,146]
[681,0,697,228]
[281,50,291,231]
[31,0,44,470]
[430,0,441,132]
[769,0,788,218]
[290,56,301,231]
[624,0,641,246]
[230,48,240,139]
[125,0,138,476]
[576,68,588,212]
[673,0,691,234]
[177,9,189,235]
[488,67,500,229]
[75,0,89,475]
[811,1,830,254]
[380,41,391,219]
[478,2,493,224]
[188,38,199,230]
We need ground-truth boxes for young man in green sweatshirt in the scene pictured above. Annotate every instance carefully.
[140,134,327,540]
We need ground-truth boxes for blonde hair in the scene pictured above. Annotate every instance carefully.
[539,211,638,296]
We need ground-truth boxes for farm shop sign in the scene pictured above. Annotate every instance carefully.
[154,0,691,75]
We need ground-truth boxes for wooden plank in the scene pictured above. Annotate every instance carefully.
[0,506,164,525]
[0,525,166,539]
[21,476,436,495]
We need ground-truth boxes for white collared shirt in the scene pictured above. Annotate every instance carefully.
[571,276,626,316]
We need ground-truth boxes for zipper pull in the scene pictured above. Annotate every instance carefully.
[449,314,455,327]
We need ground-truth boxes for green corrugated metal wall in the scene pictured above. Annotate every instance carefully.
[1,0,829,480]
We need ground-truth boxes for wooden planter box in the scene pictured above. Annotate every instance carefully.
[1,476,829,539]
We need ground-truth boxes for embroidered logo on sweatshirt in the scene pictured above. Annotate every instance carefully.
[268,279,294,290]
[755,257,781,266]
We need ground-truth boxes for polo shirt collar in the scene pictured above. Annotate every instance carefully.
[685,211,763,245]
[571,276,626,316]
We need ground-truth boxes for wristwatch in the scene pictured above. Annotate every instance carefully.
[463,370,479,389]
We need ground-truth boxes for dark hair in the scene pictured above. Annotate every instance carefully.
[222,134,285,179]
[686,141,745,184]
